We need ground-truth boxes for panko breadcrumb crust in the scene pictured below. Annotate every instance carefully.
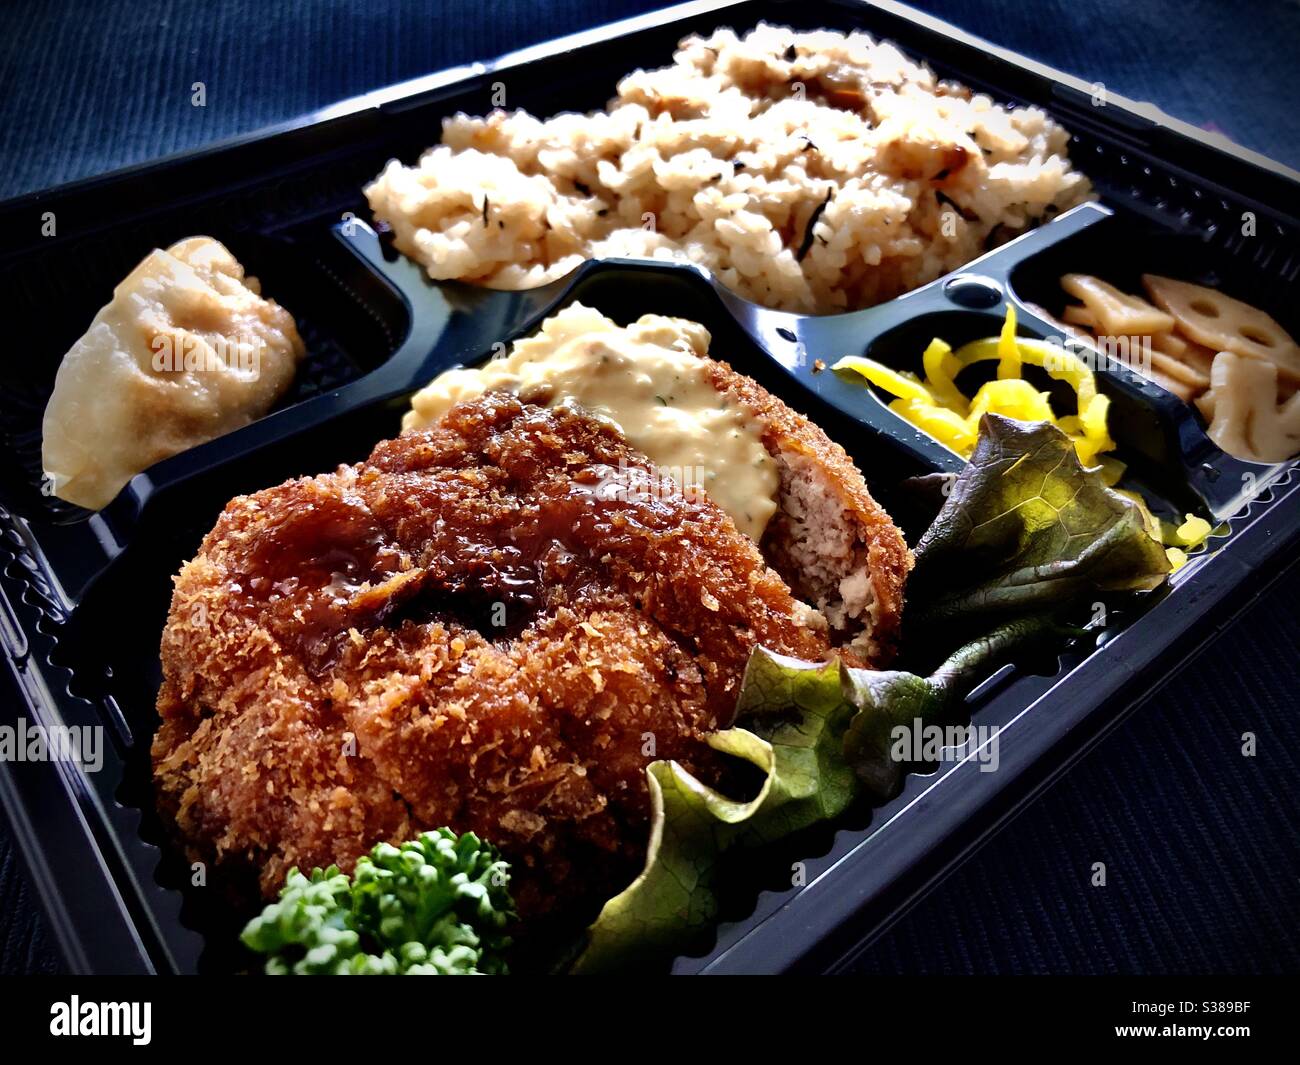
[153,396,837,917]
[153,362,910,920]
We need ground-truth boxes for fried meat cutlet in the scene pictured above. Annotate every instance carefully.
[402,304,912,665]
[703,359,910,664]
[152,395,834,917]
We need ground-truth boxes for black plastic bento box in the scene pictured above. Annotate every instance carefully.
[2,0,1298,975]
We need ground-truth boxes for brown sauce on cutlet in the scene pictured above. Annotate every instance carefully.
[154,395,833,917]
[228,399,770,676]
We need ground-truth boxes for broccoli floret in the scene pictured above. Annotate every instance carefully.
[241,829,515,975]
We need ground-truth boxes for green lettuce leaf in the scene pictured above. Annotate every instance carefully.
[907,415,1170,630]
[571,623,1066,972]
[841,615,1074,797]
[729,651,860,842]
[567,732,769,974]
[571,651,854,973]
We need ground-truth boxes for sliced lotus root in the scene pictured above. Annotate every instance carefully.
[1031,306,1107,362]
[1061,304,1097,330]
[1205,350,1300,463]
[1150,330,1216,376]
[1150,329,1187,357]
[1153,332,1217,382]
[1142,274,1300,386]
[1144,364,1199,402]
[1179,342,1217,380]
[1061,274,1176,337]
[1148,348,1210,393]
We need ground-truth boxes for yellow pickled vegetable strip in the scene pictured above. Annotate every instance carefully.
[1077,395,1116,465]
[1095,455,1127,486]
[951,337,1097,409]
[836,308,1124,477]
[997,304,1021,380]
[833,356,934,403]
[1158,513,1214,549]
[1080,393,1110,440]
[888,398,979,455]
[1073,436,1106,467]
[1174,514,1212,548]
[1116,495,1202,569]
[921,338,968,414]
[966,379,1054,425]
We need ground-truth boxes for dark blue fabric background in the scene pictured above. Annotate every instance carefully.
[1,0,1297,974]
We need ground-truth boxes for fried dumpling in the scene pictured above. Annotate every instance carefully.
[41,237,305,509]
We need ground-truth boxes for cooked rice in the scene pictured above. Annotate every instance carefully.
[366,23,1092,315]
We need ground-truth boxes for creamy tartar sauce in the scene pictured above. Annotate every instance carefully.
[403,303,779,540]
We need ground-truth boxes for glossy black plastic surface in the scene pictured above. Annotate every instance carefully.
[1,0,1297,974]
